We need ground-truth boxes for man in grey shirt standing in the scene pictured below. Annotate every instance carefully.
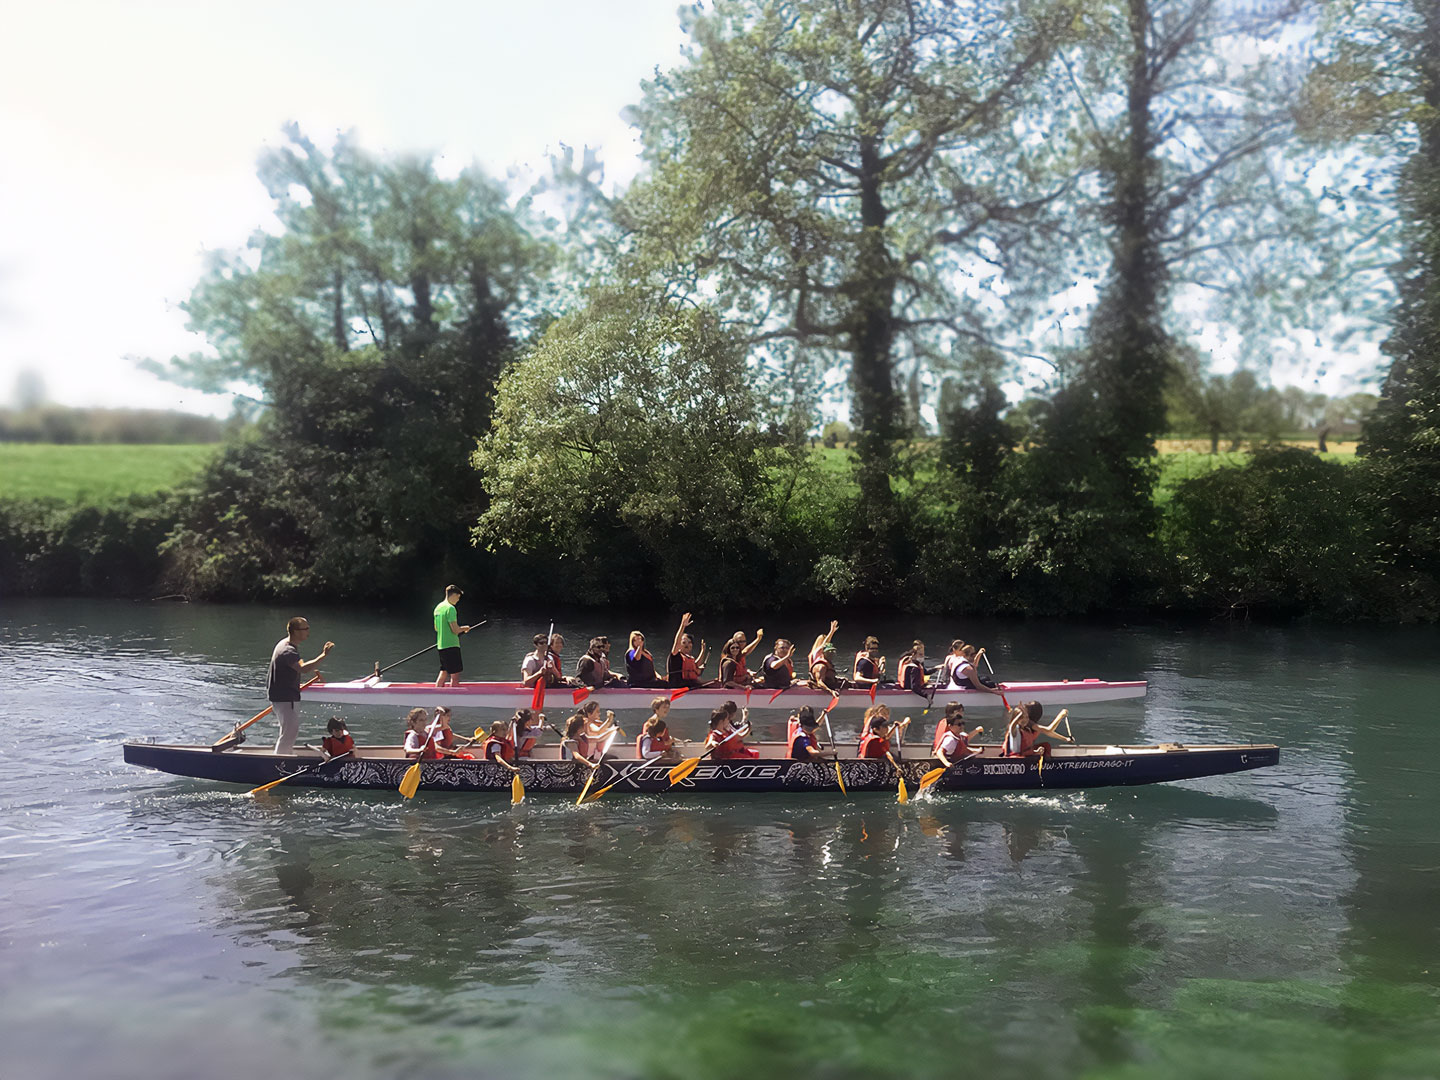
[268,616,335,754]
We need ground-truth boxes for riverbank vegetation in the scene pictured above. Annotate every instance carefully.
[3,0,1436,623]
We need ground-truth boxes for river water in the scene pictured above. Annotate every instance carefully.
[2,599,1437,1079]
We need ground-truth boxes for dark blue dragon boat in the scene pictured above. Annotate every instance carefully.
[123,740,1280,796]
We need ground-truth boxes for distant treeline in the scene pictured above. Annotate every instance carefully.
[0,406,227,444]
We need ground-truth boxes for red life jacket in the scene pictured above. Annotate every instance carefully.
[858,732,891,759]
[483,736,516,763]
[787,717,801,745]
[438,730,456,750]
[518,728,537,757]
[709,729,750,760]
[680,654,700,683]
[788,729,818,759]
[932,721,947,752]
[637,731,672,757]
[897,654,923,692]
[853,651,880,682]
[322,733,354,757]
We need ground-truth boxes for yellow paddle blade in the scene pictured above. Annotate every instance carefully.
[511,772,525,805]
[575,771,597,805]
[473,726,486,740]
[247,774,293,796]
[897,776,909,804]
[399,761,422,799]
[668,757,701,785]
[918,766,946,792]
[833,761,847,797]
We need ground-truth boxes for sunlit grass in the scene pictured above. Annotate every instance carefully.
[0,443,218,503]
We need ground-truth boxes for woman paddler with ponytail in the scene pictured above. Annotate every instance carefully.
[896,640,930,694]
[705,706,759,760]
[637,698,679,763]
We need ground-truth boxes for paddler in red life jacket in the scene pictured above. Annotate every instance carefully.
[858,713,902,759]
[850,636,886,691]
[321,716,355,759]
[932,701,967,752]
[896,640,930,694]
[1003,701,1072,758]
[857,703,891,747]
[402,708,441,760]
[481,720,521,775]
[706,706,759,760]
[547,633,573,687]
[667,612,709,689]
[562,702,618,762]
[512,708,546,758]
[761,638,797,689]
[786,705,816,748]
[638,702,679,762]
[719,628,763,687]
[934,711,984,768]
[431,705,474,759]
[788,709,835,761]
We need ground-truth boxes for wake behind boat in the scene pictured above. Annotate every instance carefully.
[123,739,1276,795]
[300,678,1148,712]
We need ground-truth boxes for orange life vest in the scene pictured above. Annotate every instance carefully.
[858,732,891,759]
[322,734,354,757]
[637,731,673,757]
[483,736,516,763]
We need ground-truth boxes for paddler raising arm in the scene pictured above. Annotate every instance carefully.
[267,616,334,754]
[934,710,983,769]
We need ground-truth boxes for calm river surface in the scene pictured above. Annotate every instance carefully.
[2,600,1438,1079]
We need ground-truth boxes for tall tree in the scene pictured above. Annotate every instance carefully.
[147,126,551,600]
[619,0,1084,595]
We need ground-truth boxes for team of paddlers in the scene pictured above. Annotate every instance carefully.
[276,599,1077,772]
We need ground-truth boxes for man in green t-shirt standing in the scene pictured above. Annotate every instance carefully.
[433,585,473,687]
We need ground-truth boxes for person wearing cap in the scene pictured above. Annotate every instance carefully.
[433,585,473,687]
[321,716,355,759]
[788,709,835,762]
[807,619,843,693]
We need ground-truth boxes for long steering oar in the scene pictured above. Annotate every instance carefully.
[368,621,487,680]
[667,729,741,786]
[248,750,352,796]
[575,726,619,805]
[821,696,847,796]
[212,675,323,751]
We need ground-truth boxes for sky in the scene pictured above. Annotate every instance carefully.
[0,0,688,415]
[0,0,1389,418]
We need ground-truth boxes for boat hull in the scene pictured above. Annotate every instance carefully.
[123,741,1277,795]
[300,679,1147,712]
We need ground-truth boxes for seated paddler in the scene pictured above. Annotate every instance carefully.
[576,636,623,688]
[788,709,835,762]
[858,712,908,759]
[402,708,440,760]
[1003,702,1072,758]
[667,612,709,689]
[760,638,797,689]
[480,720,521,774]
[850,636,885,690]
[934,711,982,768]
[321,716,355,760]
[705,706,758,760]
[638,711,679,762]
[521,634,562,689]
[625,630,666,688]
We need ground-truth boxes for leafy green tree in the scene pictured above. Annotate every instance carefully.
[619,0,1085,595]
[147,126,550,600]
[472,291,827,608]
[1309,0,1440,618]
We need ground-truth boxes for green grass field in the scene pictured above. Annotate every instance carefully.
[0,443,219,503]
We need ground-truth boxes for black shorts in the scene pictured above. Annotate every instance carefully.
[438,646,463,674]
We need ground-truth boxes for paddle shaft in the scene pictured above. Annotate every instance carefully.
[373,621,487,680]
[249,750,352,796]
[219,674,322,743]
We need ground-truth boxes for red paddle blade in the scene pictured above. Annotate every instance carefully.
[767,687,787,704]
[670,686,692,702]
[531,682,545,710]
[745,686,753,705]
[869,682,877,703]
[823,694,839,715]
[572,687,591,705]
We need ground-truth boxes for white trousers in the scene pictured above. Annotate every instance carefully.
[272,701,301,754]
